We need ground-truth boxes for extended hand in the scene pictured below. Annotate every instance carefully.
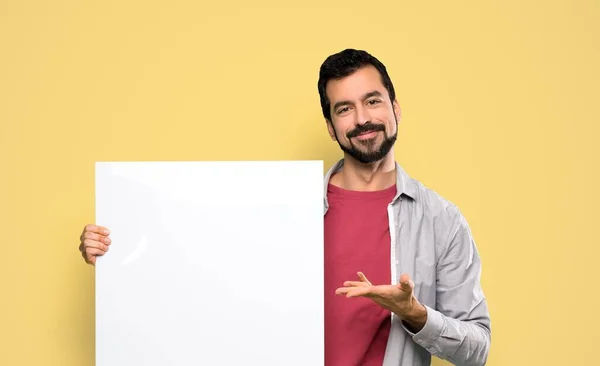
[335,272,427,332]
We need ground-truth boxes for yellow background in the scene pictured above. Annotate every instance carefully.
[1,0,598,365]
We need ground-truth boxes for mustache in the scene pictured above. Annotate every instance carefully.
[346,123,385,138]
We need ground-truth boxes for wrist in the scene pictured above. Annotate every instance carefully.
[397,297,427,333]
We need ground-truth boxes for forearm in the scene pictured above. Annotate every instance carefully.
[415,209,491,365]
[402,304,491,366]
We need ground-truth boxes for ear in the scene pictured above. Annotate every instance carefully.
[326,119,337,141]
[393,100,402,123]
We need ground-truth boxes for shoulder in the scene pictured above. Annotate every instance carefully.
[410,177,461,220]
[401,172,467,248]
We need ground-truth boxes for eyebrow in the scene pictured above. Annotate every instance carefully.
[332,90,384,112]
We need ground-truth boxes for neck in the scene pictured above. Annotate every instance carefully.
[332,151,397,191]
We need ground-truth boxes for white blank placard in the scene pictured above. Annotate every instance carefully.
[95,161,324,366]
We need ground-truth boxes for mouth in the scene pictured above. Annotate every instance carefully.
[354,130,379,140]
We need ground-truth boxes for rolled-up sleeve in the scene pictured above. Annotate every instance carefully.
[402,211,491,366]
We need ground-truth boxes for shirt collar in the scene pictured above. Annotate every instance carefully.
[323,159,416,209]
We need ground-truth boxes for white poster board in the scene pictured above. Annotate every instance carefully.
[95,161,324,366]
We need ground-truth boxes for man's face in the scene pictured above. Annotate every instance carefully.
[325,65,400,164]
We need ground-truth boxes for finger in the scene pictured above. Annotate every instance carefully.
[398,273,413,292]
[336,286,364,295]
[83,231,111,245]
[343,281,370,287]
[84,251,98,265]
[349,284,399,298]
[399,273,411,283]
[336,287,353,295]
[84,224,110,236]
[83,239,109,252]
[346,286,378,298]
[399,281,412,292]
[335,287,347,295]
[85,247,106,260]
[80,226,111,242]
[357,272,372,285]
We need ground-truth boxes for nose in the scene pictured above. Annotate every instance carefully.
[354,105,371,125]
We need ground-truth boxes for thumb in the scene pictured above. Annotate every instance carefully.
[397,273,413,292]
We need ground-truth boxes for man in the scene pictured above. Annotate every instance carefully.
[79,49,491,366]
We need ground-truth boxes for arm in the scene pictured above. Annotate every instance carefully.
[401,212,491,366]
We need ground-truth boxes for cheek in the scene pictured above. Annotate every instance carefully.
[330,120,352,140]
[389,119,398,133]
[327,122,340,138]
[383,113,398,132]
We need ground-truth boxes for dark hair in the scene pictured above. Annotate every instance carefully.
[317,49,396,121]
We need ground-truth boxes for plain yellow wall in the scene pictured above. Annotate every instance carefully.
[1,1,599,365]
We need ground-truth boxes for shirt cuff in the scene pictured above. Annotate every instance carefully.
[401,304,445,352]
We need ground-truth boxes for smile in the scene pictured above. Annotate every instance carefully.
[355,131,378,140]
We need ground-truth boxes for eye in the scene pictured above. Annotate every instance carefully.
[337,106,350,115]
[367,99,382,106]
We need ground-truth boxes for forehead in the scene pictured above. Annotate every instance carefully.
[325,65,388,103]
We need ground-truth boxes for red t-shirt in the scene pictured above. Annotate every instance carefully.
[324,182,396,366]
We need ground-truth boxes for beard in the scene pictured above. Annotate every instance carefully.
[334,121,398,164]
